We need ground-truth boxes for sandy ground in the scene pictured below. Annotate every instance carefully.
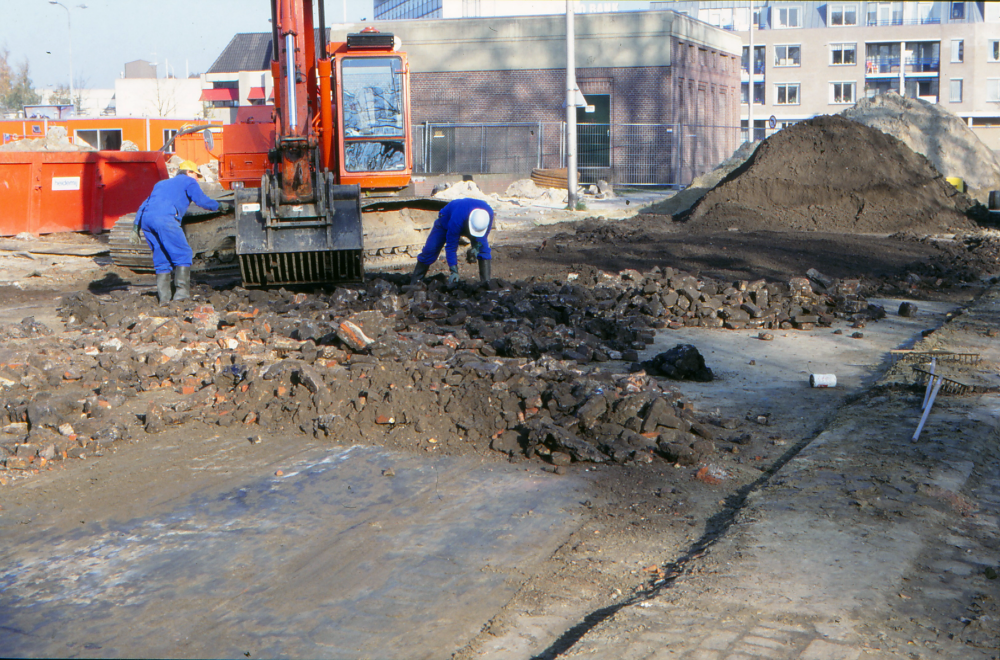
[1,192,999,659]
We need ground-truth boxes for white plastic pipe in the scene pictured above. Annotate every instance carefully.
[913,376,943,442]
[921,357,936,411]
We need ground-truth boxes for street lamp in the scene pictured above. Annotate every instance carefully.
[49,1,87,113]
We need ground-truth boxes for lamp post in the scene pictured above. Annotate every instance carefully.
[566,0,580,210]
[49,1,87,112]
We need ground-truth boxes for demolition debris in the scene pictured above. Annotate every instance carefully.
[0,263,887,473]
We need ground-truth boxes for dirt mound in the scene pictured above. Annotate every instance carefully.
[841,93,1000,203]
[681,114,980,235]
[642,139,760,217]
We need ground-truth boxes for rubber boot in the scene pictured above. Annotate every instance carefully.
[172,266,191,301]
[156,273,173,304]
[410,261,429,285]
[478,258,491,283]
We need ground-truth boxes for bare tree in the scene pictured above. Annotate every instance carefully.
[151,78,178,117]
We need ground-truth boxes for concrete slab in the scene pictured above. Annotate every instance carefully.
[0,445,591,659]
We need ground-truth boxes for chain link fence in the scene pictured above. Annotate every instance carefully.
[412,121,740,187]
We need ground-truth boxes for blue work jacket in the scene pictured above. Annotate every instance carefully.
[136,174,219,226]
[437,198,494,268]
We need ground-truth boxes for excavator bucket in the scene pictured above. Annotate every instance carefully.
[235,181,365,287]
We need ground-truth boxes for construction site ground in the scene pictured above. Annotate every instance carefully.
[0,187,999,660]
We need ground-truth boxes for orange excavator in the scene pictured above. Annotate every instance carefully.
[111,0,441,286]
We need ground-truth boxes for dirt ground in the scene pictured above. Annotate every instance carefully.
[1,194,999,658]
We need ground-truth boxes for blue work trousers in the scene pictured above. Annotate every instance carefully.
[416,221,451,267]
[142,215,193,274]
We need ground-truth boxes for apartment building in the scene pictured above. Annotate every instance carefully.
[373,0,629,20]
[656,1,1000,149]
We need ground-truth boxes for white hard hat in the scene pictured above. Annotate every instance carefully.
[468,208,490,237]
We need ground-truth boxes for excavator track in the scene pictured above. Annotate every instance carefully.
[110,194,445,279]
[109,212,240,275]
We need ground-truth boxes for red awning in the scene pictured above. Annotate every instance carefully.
[247,87,266,101]
[200,88,238,102]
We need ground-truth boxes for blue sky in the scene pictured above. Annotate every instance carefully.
[6,0,656,90]
[4,0,373,89]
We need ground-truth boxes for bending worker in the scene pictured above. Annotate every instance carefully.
[131,161,230,303]
[410,198,493,285]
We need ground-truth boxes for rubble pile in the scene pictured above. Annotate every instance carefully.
[0,265,884,473]
[890,231,1000,285]
[681,114,982,235]
[0,126,95,152]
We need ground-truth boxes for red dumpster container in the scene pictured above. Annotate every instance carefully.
[0,151,168,236]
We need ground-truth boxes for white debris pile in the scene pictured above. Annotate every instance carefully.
[0,126,95,152]
[533,187,569,206]
[165,154,184,177]
[431,180,498,202]
[505,179,549,199]
[841,93,1000,203]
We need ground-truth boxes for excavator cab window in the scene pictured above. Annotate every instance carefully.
[341,56,406,172]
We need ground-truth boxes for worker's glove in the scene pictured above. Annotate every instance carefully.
[218,201,233,214]
[465,239,481,264]
[129,223,141,244]
[447,264,461,285]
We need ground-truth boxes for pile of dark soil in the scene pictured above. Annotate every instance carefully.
[679,115,981,235]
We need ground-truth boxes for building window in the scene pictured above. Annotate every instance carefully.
[905,78,938,101]
[950,2,965,20]
[987,79,1000,103]
[950,79,963,102]
[775,83,800,105]
[868,2,902,26]
[951,40,964,63]
[990,41,1000,62]
[914,1,939,24]
[741,82,764,105]
[866,78,900,98]
[831,43,857,65]
[774,45,801,67]
[162,129,178,153]
[75,129,123,150]
[776,6,801,28]
[742,45,766,75]
[831,81,855,104]
[829,3,858,26]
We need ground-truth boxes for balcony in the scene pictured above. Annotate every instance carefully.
[865,57,901,75]
[865,16,941,27]
[904,56,940,74]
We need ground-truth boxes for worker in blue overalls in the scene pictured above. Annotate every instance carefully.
[131,161,230,303]
[410,198,494,285]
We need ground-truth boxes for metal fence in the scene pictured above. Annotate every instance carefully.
[412,121,740,187]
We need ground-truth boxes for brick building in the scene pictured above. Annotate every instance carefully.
[208,10,741,184]
[332,10,742,184]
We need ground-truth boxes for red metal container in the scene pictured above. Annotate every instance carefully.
[0,151,167,236]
